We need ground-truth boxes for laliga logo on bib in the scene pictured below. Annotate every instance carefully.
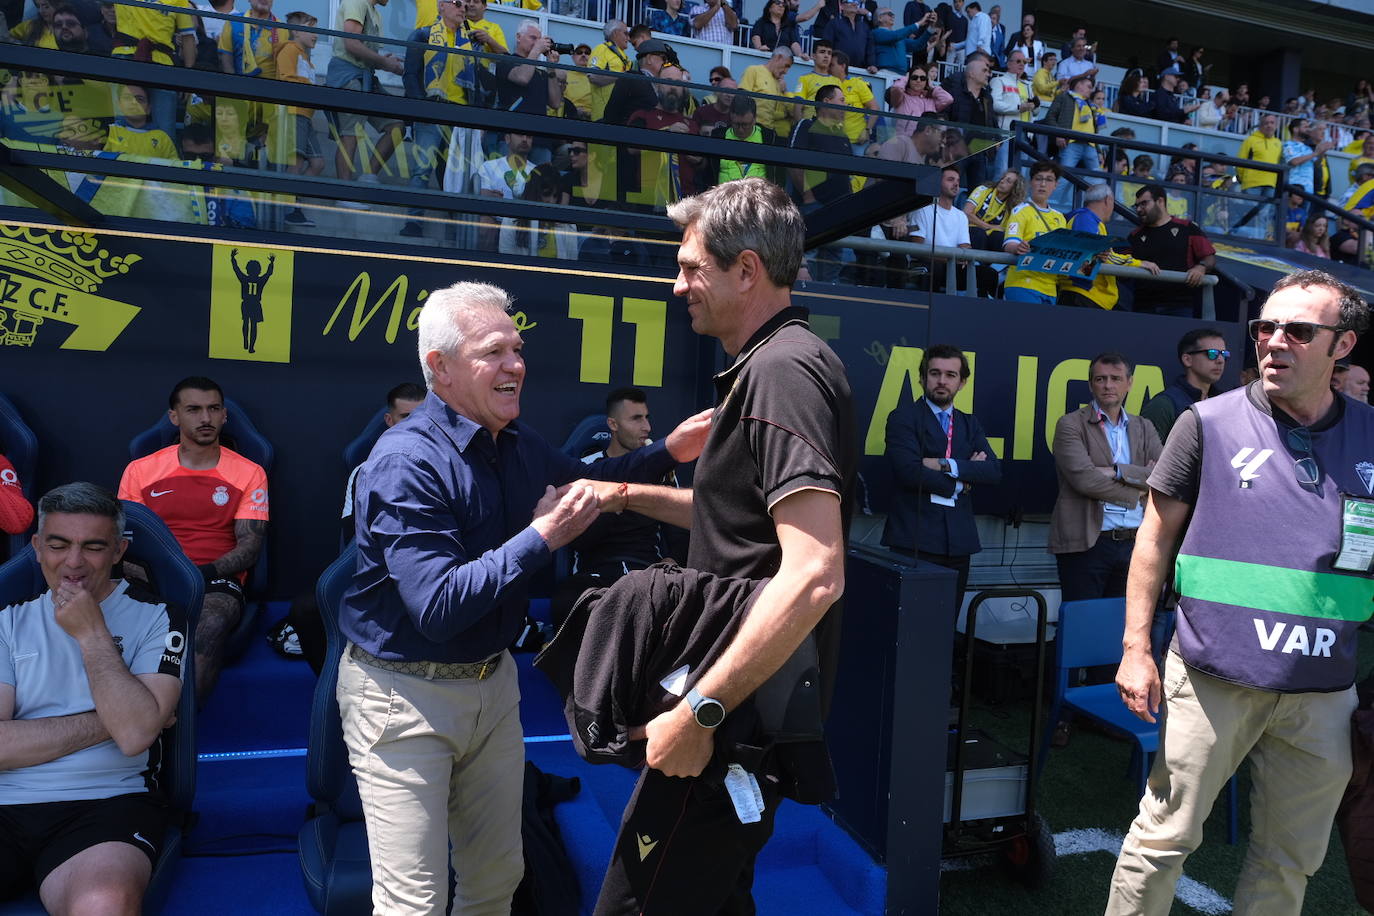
[1231,447,1274,488]
[212,485,230,507]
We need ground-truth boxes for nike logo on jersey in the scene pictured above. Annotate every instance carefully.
[150,489,173,497]
[132,832,155,851]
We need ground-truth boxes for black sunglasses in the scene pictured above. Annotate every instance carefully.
[1248,318,1345,345]
[1286,425,1321,490]
[1185,348,1229,360]
[569,146,588,154]
[909,73,928,80]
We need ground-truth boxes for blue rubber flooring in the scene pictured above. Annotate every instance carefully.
[159,604,886,914]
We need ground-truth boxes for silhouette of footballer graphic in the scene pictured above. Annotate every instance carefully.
[230,249,275,353]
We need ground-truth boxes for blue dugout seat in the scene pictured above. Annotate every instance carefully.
[298,545,371,915]
[127,398,274,660]
[1046,597,1239,844]
[0,502,202,914]
[341,408,388,476]
[0,392,38,559]
[560,414,611,460]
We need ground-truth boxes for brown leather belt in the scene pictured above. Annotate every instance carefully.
[348,643,501,680]
[1106,527,1139,541]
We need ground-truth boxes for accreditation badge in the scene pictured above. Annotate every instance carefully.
[1333,494,1374,573]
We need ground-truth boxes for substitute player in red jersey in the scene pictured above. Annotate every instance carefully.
[0,453,34,536]
[118,377,268,702]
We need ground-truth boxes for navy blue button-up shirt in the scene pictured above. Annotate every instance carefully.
[341,392,677,663]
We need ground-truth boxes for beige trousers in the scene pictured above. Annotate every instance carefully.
[1105,651,1356,916]
[337,648,525,916]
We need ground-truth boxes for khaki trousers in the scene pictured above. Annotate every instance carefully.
[337,648,524,916]
[1105,651,1356,916]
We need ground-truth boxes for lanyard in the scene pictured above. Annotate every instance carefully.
[942,411,954,458]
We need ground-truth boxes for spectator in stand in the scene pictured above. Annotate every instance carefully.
[498,165,578,259]
[965,0,990,56]
[689,0,737,43]
[217,0,286,78]
[712,95,779,185]
[1285,118,1334,199]
[652,0,692,37]
[873,7,934,74]
[51,5,108,55]
[1006,21,1042,70]
[829,50,878,149]
[822,0,875,72]
[988,4,1005,67]
[563,44,593,119]
[740,47,794,138]
[1195,88,1226,130]
[118,377,267,701]
[1330,216,1362,266]
[1031,51,1059,107]
[1140,328,1229,444]
[885,60,949,129]
[1348,135,1374,180]
[1152,69,1190,124]
[941,50,994,185]
[910,166,973,293]
[1129,183,1216,318]
[475,132,534,248]
[496,22,565,161]
[1218,99,1246,133]
[990,49,1035,172]
[12,0,56,48]
[111,0,195,134]
[937,0,969,67]
[0,450,33,535]
[588,21,632,122]
[902,0,930,25]
[1294,214,1331,258]
[326,0,404,191]
[625,63,700,202]
[1340,161,1374,219]
[789,84,852,281]
[275,11,322,228]
[1056,36,1097,85]
[1058,26,1093,63]
[1232,111,1282,237]
[795,39,839,115]
[1115,73,1151,118]
[1183,45,1208,90]
[752,0,800,56]
[1155,37,1182,74]
[1047,75,1099,176]
[964,167,1022,250]
[601,32,671,127]
[1061,183,1160,311]
[1002,161,1068,304]
[691,77,734,133]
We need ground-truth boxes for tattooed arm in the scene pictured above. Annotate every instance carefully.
[205,519,266,580]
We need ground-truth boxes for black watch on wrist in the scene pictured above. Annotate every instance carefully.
[686,687,726,729]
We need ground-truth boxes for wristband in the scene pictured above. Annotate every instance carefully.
[617,481,630,513]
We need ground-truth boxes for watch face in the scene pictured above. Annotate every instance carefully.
[695,699,726,728]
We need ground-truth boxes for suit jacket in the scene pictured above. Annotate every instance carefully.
[1048,405,1162,555]
[881,397,1001,555]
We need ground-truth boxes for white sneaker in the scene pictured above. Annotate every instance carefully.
[338,199,370,210]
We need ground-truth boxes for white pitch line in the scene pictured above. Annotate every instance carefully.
[1053,828,1233,915]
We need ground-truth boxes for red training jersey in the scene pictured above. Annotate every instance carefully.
[0,453,34,535]
[118,445,269,576]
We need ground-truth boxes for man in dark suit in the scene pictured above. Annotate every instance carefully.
[1048,352,1163,601]
[881,343,1001,612]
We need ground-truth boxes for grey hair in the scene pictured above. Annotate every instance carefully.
[517,20,541,38]
[37,482,125,537]
[604,18,626,39]
[770,46,793,62]
[1083,183,1113,204]
[667,178,803,288]
[416,282,515,386]
[1271,269,1370,337]
[876,6,893,16]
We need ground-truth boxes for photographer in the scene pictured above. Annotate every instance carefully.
[496,22,564,115]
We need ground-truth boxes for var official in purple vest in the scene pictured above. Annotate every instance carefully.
[1108,271,1374,916]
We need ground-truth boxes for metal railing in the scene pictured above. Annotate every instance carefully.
[840,236,1218,317]
[1285,183,1374,267]
[1010,121,1290,244]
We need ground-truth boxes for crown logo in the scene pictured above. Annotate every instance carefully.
[0,226,140,294]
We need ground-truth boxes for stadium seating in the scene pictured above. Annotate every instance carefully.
[1046,597,1239,845]
[560,413,613,459]
[0,502,202,915]
[297,545,371,916]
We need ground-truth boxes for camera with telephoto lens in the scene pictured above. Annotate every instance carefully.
[550,41,575,54]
